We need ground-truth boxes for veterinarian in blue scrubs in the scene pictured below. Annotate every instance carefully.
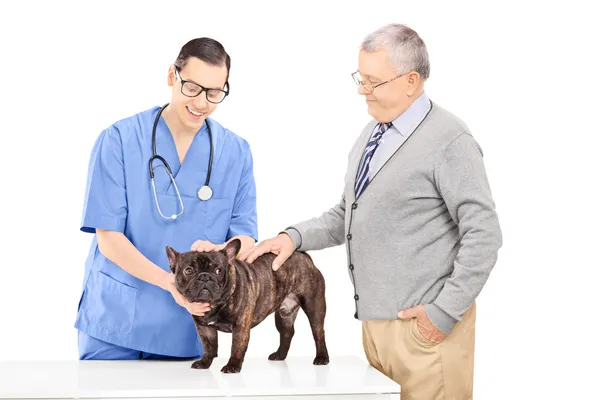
[75,38,258,360]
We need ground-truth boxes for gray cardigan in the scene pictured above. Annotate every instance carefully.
[285,101,503,334]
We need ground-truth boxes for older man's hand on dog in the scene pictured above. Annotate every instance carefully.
[239,233,295,271]
[164,273,211,317]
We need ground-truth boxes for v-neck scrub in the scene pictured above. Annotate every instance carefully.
[75,106,258,358]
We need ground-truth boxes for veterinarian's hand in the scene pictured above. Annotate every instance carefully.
[239,233,294,271]
[191,240,224,252]
[397,305,448,344]
[165,273,211,316]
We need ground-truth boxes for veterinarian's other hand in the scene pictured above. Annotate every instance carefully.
[397,305,448,344]
[191,240,223,252]
[165,273,211,316]
[239,233,294,271]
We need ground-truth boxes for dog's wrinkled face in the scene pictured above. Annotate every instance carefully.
[166,239,241,304]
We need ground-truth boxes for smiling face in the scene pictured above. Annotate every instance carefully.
[356,49,423,122]
[166,239,241,304]
[167,56,229,134]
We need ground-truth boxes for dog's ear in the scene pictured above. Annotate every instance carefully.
[165,246,179,272]
[222,239,241,263]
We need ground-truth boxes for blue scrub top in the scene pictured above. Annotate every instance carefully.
[74,106,258,358]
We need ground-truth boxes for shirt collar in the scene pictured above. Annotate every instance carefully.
[390,91,431,136]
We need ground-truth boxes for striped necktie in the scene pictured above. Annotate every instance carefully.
[354,122,392,197]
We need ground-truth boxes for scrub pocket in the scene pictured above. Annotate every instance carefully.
[205,197,234,244]
[81,270,138,335]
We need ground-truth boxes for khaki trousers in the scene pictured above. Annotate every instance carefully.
[362,302,476,400]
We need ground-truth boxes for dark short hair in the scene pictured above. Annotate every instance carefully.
[174,37,231,81]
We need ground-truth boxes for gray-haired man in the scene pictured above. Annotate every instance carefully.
[241,23,502,399]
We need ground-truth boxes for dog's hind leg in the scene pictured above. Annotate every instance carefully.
[299,282,329,365]
[268,296,300,361]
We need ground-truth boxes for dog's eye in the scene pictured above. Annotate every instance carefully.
[184,267,193,275]
[215,268,221,275]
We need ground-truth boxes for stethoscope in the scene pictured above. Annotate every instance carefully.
[149,103,213,220]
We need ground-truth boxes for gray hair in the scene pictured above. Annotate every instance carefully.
[361,24,430,80]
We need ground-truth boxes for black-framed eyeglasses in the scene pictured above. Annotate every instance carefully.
[351,71,405,94]
[175,67,229,104]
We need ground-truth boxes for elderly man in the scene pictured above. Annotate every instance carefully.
[241,23,502,399]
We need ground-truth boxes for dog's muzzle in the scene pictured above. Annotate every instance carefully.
[185,273,221,302]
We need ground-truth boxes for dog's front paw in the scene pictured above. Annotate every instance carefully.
[268,351,286,361]
[191,358,213,369]
[221,363,242,373]
[313,355,329,365]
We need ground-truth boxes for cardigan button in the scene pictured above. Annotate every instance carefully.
[354,294,359,300]
[347,234,352,240]
[349,264,354,270]
[352,203,357,209]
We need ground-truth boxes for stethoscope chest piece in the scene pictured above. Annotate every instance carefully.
[150,103,216,219]
[197,185,213,201]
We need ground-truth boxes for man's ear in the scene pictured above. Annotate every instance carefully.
[222,239,241,263]
[406,71,422,96]
[167,64,176,87]
[166,246,179,272]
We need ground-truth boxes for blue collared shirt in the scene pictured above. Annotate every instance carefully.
[369,92,432,178]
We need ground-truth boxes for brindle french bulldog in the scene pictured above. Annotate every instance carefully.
[166,238,329,373]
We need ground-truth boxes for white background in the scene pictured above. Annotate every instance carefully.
[0,1,598,399]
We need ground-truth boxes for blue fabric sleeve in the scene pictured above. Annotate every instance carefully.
[227,142,258,242]
[80,126,128,234]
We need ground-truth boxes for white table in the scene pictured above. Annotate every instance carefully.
[0,356,400,399]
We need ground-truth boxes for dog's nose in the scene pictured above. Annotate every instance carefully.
[199,273,211,282]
